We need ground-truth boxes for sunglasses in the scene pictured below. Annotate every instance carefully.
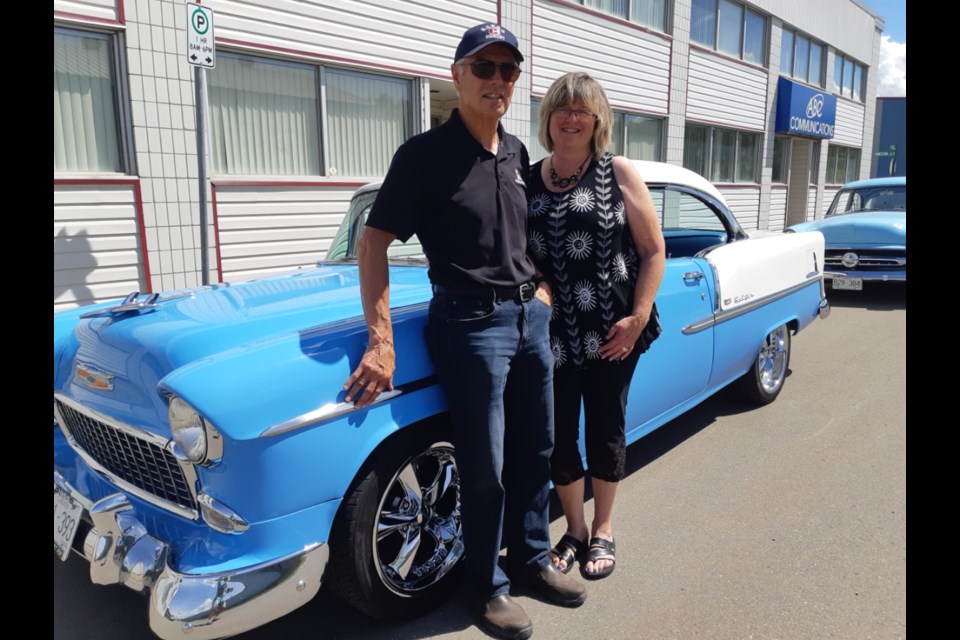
[462,60,522,82]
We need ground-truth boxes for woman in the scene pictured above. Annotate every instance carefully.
[527,72,666,579]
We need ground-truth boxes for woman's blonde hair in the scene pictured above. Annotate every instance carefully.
[537,72,613,158]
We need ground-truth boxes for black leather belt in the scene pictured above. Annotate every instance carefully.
[433,281,537,303]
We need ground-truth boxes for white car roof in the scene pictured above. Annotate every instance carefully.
[355,159,728,208]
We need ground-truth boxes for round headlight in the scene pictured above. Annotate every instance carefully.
[168,396,208,463]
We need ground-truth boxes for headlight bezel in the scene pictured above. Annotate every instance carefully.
[167,395,223,466]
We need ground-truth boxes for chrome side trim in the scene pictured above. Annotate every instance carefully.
[54,393,200,520]
[682,278,821,335]
[149,544,328,640]
[259,375,438,437]
[260,390,402,438]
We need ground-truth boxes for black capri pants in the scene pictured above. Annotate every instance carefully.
[550,348,641,486]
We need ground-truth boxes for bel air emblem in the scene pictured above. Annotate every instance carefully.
[75,363,115,391]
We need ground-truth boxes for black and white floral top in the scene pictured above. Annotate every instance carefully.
[527,153,640,369]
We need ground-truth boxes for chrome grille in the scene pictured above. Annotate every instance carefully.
[55,400,197,512]
[824,249,906,269]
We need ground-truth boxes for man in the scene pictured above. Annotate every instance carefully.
[342,22,587,640]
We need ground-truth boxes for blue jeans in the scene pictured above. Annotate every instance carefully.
[425,289,555,598]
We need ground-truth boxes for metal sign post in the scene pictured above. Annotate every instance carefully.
[186,3,215,284]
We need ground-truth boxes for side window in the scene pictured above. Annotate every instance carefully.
[652,187,729,259]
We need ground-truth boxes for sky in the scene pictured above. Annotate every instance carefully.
[861,0,906,96]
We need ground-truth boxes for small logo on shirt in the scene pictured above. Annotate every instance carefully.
[515,168,526,185]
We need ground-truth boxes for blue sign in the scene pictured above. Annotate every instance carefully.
[775,77,837,139]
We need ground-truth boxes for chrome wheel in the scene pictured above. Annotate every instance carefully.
[757,324,789,394]
[737,323,791,405]
[373,442,463,596]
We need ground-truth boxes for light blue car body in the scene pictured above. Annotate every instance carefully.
[54,163,830,639]
[788,176,906,283]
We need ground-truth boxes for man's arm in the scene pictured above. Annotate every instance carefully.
[342,226,397,408]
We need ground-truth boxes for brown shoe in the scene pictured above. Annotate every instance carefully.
[517,562,587,607]
[480,595,533,640]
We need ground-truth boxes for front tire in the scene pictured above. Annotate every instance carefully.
[325,425,464,619]
[736,323,791,405]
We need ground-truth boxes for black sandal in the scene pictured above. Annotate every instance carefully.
[582,537,616,580]
[549,534,587,574]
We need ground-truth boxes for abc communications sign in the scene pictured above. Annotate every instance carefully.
[775,77,837,139]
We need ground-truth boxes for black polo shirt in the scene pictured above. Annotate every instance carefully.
[365,109,535,289]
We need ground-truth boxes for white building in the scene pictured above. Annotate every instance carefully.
[53,0,883,310]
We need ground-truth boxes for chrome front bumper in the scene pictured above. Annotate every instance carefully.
[823,269,906,282]
[56,473,329,640]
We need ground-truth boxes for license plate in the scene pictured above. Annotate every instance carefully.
[832,276,863,290]
[54,485,84,561]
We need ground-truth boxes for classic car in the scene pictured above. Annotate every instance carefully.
[54,160,830,640]
[786,176,906,290]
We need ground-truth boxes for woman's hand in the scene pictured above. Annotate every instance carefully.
[599,311,650,361]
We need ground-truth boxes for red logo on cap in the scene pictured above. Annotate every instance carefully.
[486,24,504,39]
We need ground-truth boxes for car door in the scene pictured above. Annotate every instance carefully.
[620,186,730,445]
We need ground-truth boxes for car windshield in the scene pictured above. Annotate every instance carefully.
[827,184,906,216]
[325,188,426,263]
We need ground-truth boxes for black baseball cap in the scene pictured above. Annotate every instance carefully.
[454,23,524,63]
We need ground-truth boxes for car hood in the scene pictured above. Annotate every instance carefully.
[788,210,906,246]
[53,263,435,439]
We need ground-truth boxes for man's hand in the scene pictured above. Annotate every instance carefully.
[343,342,396,408]
[534,280,553,307]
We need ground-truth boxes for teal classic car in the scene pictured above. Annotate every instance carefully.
[54,161,829,639]
[787,176,906,290]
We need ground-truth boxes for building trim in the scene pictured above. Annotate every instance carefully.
[684,117,766,134]
[53,176,152,294]
[210,184,224,283]
[689,42,766,73]
[215,37,452,82]
[210,180,368,188]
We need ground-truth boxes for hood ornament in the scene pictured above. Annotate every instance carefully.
[80,292,161,319]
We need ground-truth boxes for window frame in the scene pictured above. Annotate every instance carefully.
[779,26,825,88]
[832,51,866,102]
[54,25,134,175]
[825,144,861,184]
[691,0,768,66]
[683,123,761,184]
[578,0,670,32]
[208,50,416,178]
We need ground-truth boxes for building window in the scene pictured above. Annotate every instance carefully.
[690,0,767,65]
[54,28,125,173]
[780,27,825,87]
[771,136,790,183]
[826,145,860,184]
[832,53,865,102]
[683,123,760,183]
[580,1,668,31]
[531,100,663,163]
[209,52,414,177]
[610,112,663,160]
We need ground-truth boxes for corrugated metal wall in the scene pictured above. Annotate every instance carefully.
[686,49,767,131]
[54,182,147,311]
[718,187,761,231]
[214,184,358,282]
[768,186,788,231]
[531,1,670,115]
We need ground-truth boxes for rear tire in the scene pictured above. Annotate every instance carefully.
[736,323,791,405]
[325,425,464,620]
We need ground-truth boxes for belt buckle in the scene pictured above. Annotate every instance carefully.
[518,281,535,302]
